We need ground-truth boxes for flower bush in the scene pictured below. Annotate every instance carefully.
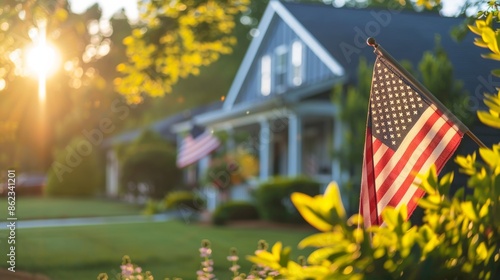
[204,149,259,190]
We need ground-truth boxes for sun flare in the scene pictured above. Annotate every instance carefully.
[25,42,59,77]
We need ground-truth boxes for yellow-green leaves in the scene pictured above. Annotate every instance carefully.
[417,225,441,257]
[284,261,330,280]
[115,0,250,103]
[248,143,500,279]
[247,241,291,272]
[298,232,345,249]
[478,90,500,129]
[479,146,500,170]
[290,182,346,232]
[416,165,440,195]
[415,0,441,10]
[469,13,500,77]
[456,153,477,175]
[462,201,479,221]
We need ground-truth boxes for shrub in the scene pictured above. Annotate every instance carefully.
[164,190,205,211]
[119,130,181,199]
[253,176,320,224]
[142,199,165,215]
[45,137,104,196]
[212,201,260,226]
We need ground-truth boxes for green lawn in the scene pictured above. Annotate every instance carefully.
[0,197,143,220]
[0,221,315,279]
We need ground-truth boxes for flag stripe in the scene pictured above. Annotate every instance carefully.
[375,108,440,197]
[360,128,379,226]
[377,114,458,217]
[404,131,462,214]
[177,129,221,168]
[179,132,219,162]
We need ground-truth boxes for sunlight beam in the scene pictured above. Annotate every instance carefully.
[25,22,59,103]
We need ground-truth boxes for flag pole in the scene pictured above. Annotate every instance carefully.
[366,37,487,149]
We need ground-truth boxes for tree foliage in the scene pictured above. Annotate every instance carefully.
[114,0,250,103]
[331,57,372,214]
[0,1,138,171]
[0,0,68,84]
[469,9,500,77]
[417,37,471,123]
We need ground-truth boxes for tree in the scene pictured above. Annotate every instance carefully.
[0,0,266,172]
[331,57,372,215]
[0,1,139,172]
[119,130,181,200]
[45,136,105,196]
[417,36,471,123]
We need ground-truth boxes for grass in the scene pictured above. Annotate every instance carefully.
[0,220,315,279]
[0,197,143,220]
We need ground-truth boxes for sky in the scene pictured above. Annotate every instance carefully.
[69,0,466,20]
[68,0,139,20]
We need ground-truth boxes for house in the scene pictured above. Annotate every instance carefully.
[171,0,499,208]
[104,1,498,207]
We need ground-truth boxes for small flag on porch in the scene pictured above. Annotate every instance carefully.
[359,56,466,228]
[177,125,221,168]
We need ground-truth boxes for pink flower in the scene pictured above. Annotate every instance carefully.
[199,247,212,258]
[201,260,214,266]
[269,271,280,276]
[227,255,239,262]
[229,264,240,272]
[120,264,134,276]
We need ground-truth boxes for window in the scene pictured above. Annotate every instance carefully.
[291,40,304,86]
[274,45,288,93]
[260,55,271,96]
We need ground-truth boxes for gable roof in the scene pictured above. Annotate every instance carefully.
[281,1,497,93]
[223,0,347,110]
[223,0,497,113]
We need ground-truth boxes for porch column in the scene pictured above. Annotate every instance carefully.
[332,118,343,184]
[288,113,302,176]
[198,156,210,182]
[106,149,120,197]
[225,126,235,151]
[259,119,272,180]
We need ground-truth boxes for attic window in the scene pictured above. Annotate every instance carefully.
[274,45,288,93]
[261,55,271,96]
[291,40,304,86]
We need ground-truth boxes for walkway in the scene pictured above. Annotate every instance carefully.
[0,212,181,229]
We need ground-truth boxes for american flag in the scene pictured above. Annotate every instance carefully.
[359,57,465,228]
[176,125,221,168]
